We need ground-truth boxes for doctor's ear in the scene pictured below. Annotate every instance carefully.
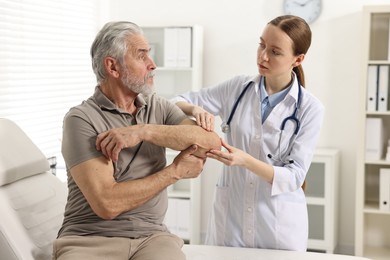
[292,54,305,67]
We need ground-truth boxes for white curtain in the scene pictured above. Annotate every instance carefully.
[0,0,100,159]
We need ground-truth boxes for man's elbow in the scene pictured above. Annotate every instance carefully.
[193,131,221,158]
[90,199,121,220]
[207,131,222,151]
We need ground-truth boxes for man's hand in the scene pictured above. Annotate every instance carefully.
[96,126,143,162]
[171,145,206,180]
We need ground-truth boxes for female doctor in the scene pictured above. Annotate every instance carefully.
[172,15,324,251]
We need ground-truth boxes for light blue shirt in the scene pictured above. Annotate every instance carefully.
[259,76,291,123]
[172,74,324,251]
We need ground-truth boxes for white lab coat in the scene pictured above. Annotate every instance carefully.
[173,74,324,251]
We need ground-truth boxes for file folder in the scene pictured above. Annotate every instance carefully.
[176,198,190,239]
[164,198,191,240]
[164,28,179,67]
[164,27,192,68]
[378,65,390,111]
[365,117,384,160]
[379,168,390,211]
[176,28,192,67]
[366,65,378,112]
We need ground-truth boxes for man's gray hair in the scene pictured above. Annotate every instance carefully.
[90,21,143,84]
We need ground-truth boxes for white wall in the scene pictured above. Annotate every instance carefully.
[108,0,390,254]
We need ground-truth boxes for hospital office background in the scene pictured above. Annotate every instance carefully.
[2,0,390,259]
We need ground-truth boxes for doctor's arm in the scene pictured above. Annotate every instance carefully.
[175,101,215,131]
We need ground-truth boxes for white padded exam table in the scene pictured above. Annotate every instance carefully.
[182,245,372,260]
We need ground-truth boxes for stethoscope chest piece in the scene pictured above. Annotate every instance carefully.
[221,122,230,133]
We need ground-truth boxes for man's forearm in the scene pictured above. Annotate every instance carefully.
[141,124,221,157]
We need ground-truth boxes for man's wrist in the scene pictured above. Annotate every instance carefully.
[137,124,150,142]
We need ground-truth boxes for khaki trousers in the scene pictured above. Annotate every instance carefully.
[52,232,185,260]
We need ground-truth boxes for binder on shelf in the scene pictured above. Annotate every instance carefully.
[378,65,390,111]
[164,198,177,232]
[164,28,178,67]
[176,198,190,240]
[365,117,384,160]
[176,27,192,67]
[379,168,390,211]
[366,65,378,112]
[163,198,190,240]
[164,27,192,68]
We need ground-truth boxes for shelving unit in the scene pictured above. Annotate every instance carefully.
[142,25,203,99]
[355,6,390,259]
[141,25,203,244]
[306,148,339,254]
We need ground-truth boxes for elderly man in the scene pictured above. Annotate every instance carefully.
[53,21,221,260]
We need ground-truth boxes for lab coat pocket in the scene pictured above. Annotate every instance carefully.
[276,199,308,251]
[205,186,229,246]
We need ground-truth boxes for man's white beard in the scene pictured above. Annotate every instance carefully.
[121,69,155,96]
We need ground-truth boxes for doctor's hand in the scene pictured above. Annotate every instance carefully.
[206,139,248,167]
[191,105,215,132]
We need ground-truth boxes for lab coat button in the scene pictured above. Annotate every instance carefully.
[247,207,252,212]
[248,229,252,234]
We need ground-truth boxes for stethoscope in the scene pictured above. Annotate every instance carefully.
[221,76,302,164]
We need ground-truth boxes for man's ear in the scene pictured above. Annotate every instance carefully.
[104,57,120,78]
[292,53,305,67]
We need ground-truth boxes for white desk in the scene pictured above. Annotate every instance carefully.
[183,245,372,260]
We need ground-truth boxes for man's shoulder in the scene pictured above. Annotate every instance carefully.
[65,97,98,119]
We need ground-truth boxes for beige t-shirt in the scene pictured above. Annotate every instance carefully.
[58,87,187,238]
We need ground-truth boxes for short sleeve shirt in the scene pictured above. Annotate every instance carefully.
[58,86,187,238]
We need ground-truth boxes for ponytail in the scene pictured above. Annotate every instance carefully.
[293,65,305,88]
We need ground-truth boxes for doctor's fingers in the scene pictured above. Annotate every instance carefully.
[207,150,234,164]
[207,152,234,166]
[195,113,215,131]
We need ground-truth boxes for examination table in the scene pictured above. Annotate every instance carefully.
[182,245,372,260]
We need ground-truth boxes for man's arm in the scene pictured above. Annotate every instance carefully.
[71,145,205,220]
[96,122,221,162]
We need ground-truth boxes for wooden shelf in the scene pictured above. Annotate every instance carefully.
[356,6,390,259]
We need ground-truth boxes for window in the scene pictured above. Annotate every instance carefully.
[0,0,100,158]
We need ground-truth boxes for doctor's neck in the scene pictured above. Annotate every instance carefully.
[264,74,293,95]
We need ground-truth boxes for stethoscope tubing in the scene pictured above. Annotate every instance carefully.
[223,76,302,133]
[221,75,303,164]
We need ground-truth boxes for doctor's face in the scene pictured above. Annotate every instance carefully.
[257,24,300,79]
